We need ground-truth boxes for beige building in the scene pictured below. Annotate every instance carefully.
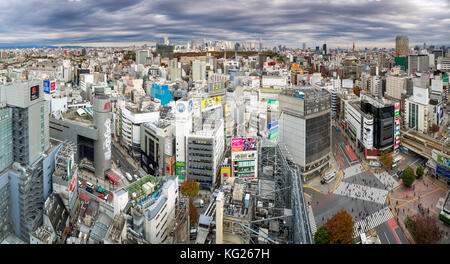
[386,75,407,100]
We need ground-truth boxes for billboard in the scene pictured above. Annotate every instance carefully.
[342,79,353,89]
[208,82,225,95]
[30,85,39,101]
[436,166,450,179]
[165,138,173,156]
[201,96,221,110]
[43,80,50,94]
[50,81,56,93]
[221,165,231,178]
[366,149,378,157]
[232,138,258,152]
[175,162,186,180]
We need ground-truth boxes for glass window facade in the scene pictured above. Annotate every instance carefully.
[305,113,331,164]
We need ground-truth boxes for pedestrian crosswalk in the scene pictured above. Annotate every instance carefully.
[343,164,366,179]
[307,205,317,235]
[353,207,394,238]
[333,182,389,204]
[373,171,399,191]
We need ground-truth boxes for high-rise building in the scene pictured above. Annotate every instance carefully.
[386,74,408,100]
[323,43,327,55]
[407,54,429,74]
[192,60,206,81]
[395,35,409,57]
[279,88,331,181]
[302,42,306,50]
[0,81,51,241]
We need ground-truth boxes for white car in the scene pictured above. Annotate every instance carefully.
[125,172,133,182]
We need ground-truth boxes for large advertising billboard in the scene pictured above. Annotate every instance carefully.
[201,96,221,110]
[175,161,186,180]
[232,138,258,152]
[208,82,226,95]
[221,165,231,178]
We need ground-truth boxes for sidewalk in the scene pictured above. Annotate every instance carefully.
[388,174,449,243]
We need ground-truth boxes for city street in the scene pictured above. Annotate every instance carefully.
[306,123,409,243]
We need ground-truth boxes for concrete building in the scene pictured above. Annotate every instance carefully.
[186,119,224,189]
[120,106,159,157]
[386,74,407,100]
[405,87,433,134]
[174,98,193,180]
[140,121,175,176]
[408,54,429,75]
[437,57,450,71]
[279,88,331,181]
[136,49,150,65]
[192,60,207,82]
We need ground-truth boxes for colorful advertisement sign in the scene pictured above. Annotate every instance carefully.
[50,81,56,93]
[221,165,231,178]
[208,82,225,95]
[30,85,39,101]
[231,138,258,152]
[175,161,186,180]
[201,96,222,110]
[43,80,50,94]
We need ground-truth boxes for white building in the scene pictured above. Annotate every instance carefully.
[120,106,159,152]
[143,176,178,244]
[386,74,407,100]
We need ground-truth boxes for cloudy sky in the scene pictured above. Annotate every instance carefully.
[0,0,449,48]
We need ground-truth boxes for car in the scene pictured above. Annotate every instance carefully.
[85,187,94,193]
[125,172,133,182]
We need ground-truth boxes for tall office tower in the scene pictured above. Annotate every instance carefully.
[93,93,112,179]
[0,81,50,241]
[0,108,12,172]
[395,35,409,57]
[136,49,150,65]
[164,36,169,45]
[407,54,429,75]
[303,42,306,50]
[386,74,407,100]
[423,43,426,50]
[323,43,327,55]
[259,37,263,51]
[279,88,331,181]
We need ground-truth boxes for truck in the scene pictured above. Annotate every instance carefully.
[125,172,133,182]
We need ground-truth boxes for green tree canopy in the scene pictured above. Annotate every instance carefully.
[402,167,415,187]
[314,226,329,244]
[416,166,424,178]
[325,209,354,244]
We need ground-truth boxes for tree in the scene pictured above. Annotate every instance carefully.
[189,198,200,226]
[380,153,393,170]
[314,226,329,244]
[180,179,200,227]
[411,214,443,244]
[353,86,361,97]
[325,209,354,244]
[402,167,415,187]
[180,179,199,199]
[416,166,424,179]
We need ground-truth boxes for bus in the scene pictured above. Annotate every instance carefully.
[439,191,450,225]
[321,171,336,184]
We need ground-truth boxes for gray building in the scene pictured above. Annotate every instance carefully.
[140,121,174,176]
[408,54,429,75]
[0,81,57,242]
[279,88,331,181]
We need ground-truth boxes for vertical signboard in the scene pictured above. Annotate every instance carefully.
[221,164,231,178]
[394,103,401,152]
[43,80,50,94]
[176,161,186,180]
[50,81,56,93]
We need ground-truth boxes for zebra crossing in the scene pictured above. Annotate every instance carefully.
[307,205,317,234]
[333,182,389,204]
[343,164,366,179]
[373,171,399,190]
[353,207,394,238]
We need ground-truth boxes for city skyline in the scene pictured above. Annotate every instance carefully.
[0,0,449,48]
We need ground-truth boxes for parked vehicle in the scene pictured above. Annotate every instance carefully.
[86,182,94,189]
[96,186,106,195]
[125,172,133,182]
[86,187,94,193]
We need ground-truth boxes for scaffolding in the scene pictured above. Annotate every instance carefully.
[256,140,313,244]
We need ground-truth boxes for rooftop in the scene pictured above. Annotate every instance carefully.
[62,109,94,127]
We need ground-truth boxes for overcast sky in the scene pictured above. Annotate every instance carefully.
[0,0,449,48]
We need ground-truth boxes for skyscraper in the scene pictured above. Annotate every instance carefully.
[323,43,327,55]
[302,42,306,50]
[395,35,409,57]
